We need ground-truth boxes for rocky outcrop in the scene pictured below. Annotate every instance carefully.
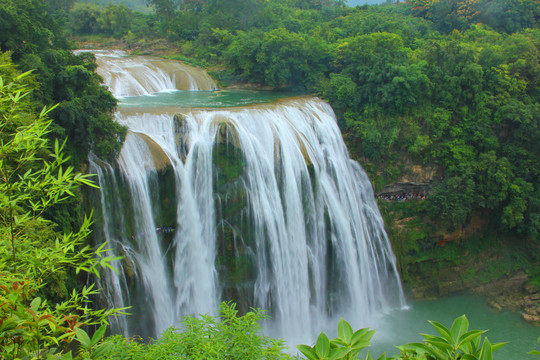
[377,181,432,197]
[407,265,540,326]
[474,273,540,326]
[376,161,439,197]
[138,133,171,171]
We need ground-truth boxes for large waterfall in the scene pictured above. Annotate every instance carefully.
[89,51,405,344]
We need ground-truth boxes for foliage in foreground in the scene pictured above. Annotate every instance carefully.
[297,314,504,360]
[0,60,122,359]
[97,306,508,360]
[103,302,293,360]
[104,302,291,360]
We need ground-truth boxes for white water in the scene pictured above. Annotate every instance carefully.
[78,50,217,97]
[90,54,405,344]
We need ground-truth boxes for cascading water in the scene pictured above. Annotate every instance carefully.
[82,50,217,97]
[89,51,405,344]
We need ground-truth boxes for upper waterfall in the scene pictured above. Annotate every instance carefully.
[83,50,217,97]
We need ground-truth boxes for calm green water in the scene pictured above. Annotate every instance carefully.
[366,295,540,359]
[118,89,302,109]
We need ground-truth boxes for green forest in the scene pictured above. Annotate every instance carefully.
[1,0,539,358]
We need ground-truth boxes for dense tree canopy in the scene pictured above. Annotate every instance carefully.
[0,0,126,164]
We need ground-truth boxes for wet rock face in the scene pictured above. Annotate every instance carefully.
[138,133,171,171]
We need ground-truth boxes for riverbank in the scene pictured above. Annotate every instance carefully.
[352,150,540,327]
[370,295,540,360]
[382,199,540,327]
[473,272,540,326]
[385,205,540,326]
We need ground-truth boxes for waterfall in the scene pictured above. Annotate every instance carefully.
[89,54,405,344]
[80,50,217,97]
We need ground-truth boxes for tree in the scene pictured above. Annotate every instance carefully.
[69,2,104,35]
[69,2,135,37]
[103,302,292,359]
[0,55,122,360]
[1,0,126,165]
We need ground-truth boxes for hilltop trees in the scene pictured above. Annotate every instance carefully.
[69,2,135,37]
[410,0,539,33]
[0,0,126,164]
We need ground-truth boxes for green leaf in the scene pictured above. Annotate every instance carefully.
[428,320,452,344]
[397,342,428,354]
[332,338,348,347]
[450,315,469,343]
[479,337,492,360]
[457,330,487,349]
[297,344,320,360]
[91,342,113,359]
[337,319,353,344]
[315,332,331,358]
[351,328,375,345]
[351,341,371,352]
[75,327,92,349]
[30,297,42,312]
[328,347,351,360]
[425,340,454,353]
[61,351,73,360]
[491,342,506,352]
[90,324,107,347]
